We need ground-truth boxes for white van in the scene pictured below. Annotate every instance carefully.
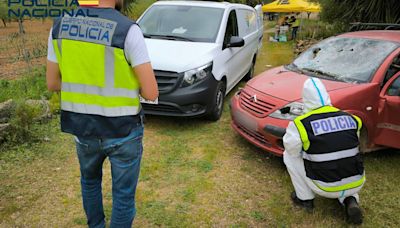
[138,1,263,120]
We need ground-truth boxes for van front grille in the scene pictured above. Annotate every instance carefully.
[154,70,182,94]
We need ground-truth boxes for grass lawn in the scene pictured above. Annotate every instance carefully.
[1,25,400,227]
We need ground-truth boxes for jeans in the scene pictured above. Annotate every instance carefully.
[75,122,144,228]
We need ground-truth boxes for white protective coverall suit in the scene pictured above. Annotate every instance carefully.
[283,78,363,204]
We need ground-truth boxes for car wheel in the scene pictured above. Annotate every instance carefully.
[207,80,226,121]
[243,57,256,81]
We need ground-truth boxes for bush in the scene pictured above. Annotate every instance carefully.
[317,0,400,24]
[0,71,56,146]
[298,19,347,40]
[127,0,156,20]
[49,93,61,114]
[0,68,51,103]
[6,101,42,143]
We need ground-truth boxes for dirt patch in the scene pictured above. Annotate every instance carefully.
[0,20,52,80]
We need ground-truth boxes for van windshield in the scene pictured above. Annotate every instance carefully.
[138,5,224,43]
[290,37,399,83]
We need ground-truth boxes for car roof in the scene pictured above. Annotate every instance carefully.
[339,30,400,43]
[152,1,252,10]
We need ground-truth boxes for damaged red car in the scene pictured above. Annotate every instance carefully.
[230,30,400,156]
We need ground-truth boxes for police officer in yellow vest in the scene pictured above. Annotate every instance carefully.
[289,15,300,40]
[46,0,158,227]
[283,78,365,224]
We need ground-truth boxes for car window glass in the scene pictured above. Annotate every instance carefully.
[387,77,400,96]
[224,10,239,45]
[139,5,224,43]
[237,9,257,37]
[383,55,400,85]
[293,37,399,83]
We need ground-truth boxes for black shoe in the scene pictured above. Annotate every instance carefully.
[291,191,314,212]
[344,196,363,225]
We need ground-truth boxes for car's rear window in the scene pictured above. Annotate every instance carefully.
[292,37,399,83]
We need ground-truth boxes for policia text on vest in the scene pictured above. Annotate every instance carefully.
[60,17,114,45]
[310,115,357,136]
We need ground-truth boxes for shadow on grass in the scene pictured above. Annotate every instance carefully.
[363,148,400,159]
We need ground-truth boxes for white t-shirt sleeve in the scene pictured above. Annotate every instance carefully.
[47,28,58,63]
[124,24,150,67]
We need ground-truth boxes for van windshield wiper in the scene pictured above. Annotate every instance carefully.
[143,34,194,42]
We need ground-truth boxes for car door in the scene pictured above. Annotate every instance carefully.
[374,72,400,149]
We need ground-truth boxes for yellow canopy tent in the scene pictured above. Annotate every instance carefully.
[262,0,321,13]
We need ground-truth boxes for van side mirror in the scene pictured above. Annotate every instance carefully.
[225,36,244,48]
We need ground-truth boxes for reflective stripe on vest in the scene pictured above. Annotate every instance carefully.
[61,101,140,117]
[303,147,359,162]
[313,173,365,192]
[53,38,140,117]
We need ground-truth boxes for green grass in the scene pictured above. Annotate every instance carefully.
[0,67,51,103]
[0,21,400,227]
[255,39,295,76]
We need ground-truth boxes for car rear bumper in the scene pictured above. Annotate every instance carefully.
[230,89,289,156]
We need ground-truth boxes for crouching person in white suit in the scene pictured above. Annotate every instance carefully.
[283,77,365,225]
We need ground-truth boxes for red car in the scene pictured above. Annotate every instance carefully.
[230,30,400,156]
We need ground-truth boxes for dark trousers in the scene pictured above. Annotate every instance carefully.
[292,27,299,40]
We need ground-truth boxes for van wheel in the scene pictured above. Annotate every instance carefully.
[207,80,226,121]
[243,58,256,81]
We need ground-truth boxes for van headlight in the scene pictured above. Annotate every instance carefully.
[181,63,213,87]
[269,102,304,120]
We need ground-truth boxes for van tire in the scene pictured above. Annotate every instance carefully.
[243,56,256,81]
[207,80,226,121]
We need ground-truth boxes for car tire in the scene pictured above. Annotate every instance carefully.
[243,57,256,81]
[206,80,226,121]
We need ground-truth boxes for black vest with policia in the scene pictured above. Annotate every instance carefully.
[293,106,365,192]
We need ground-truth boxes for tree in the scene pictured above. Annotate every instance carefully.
[0,0,9,27]
[317,0,400,24]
